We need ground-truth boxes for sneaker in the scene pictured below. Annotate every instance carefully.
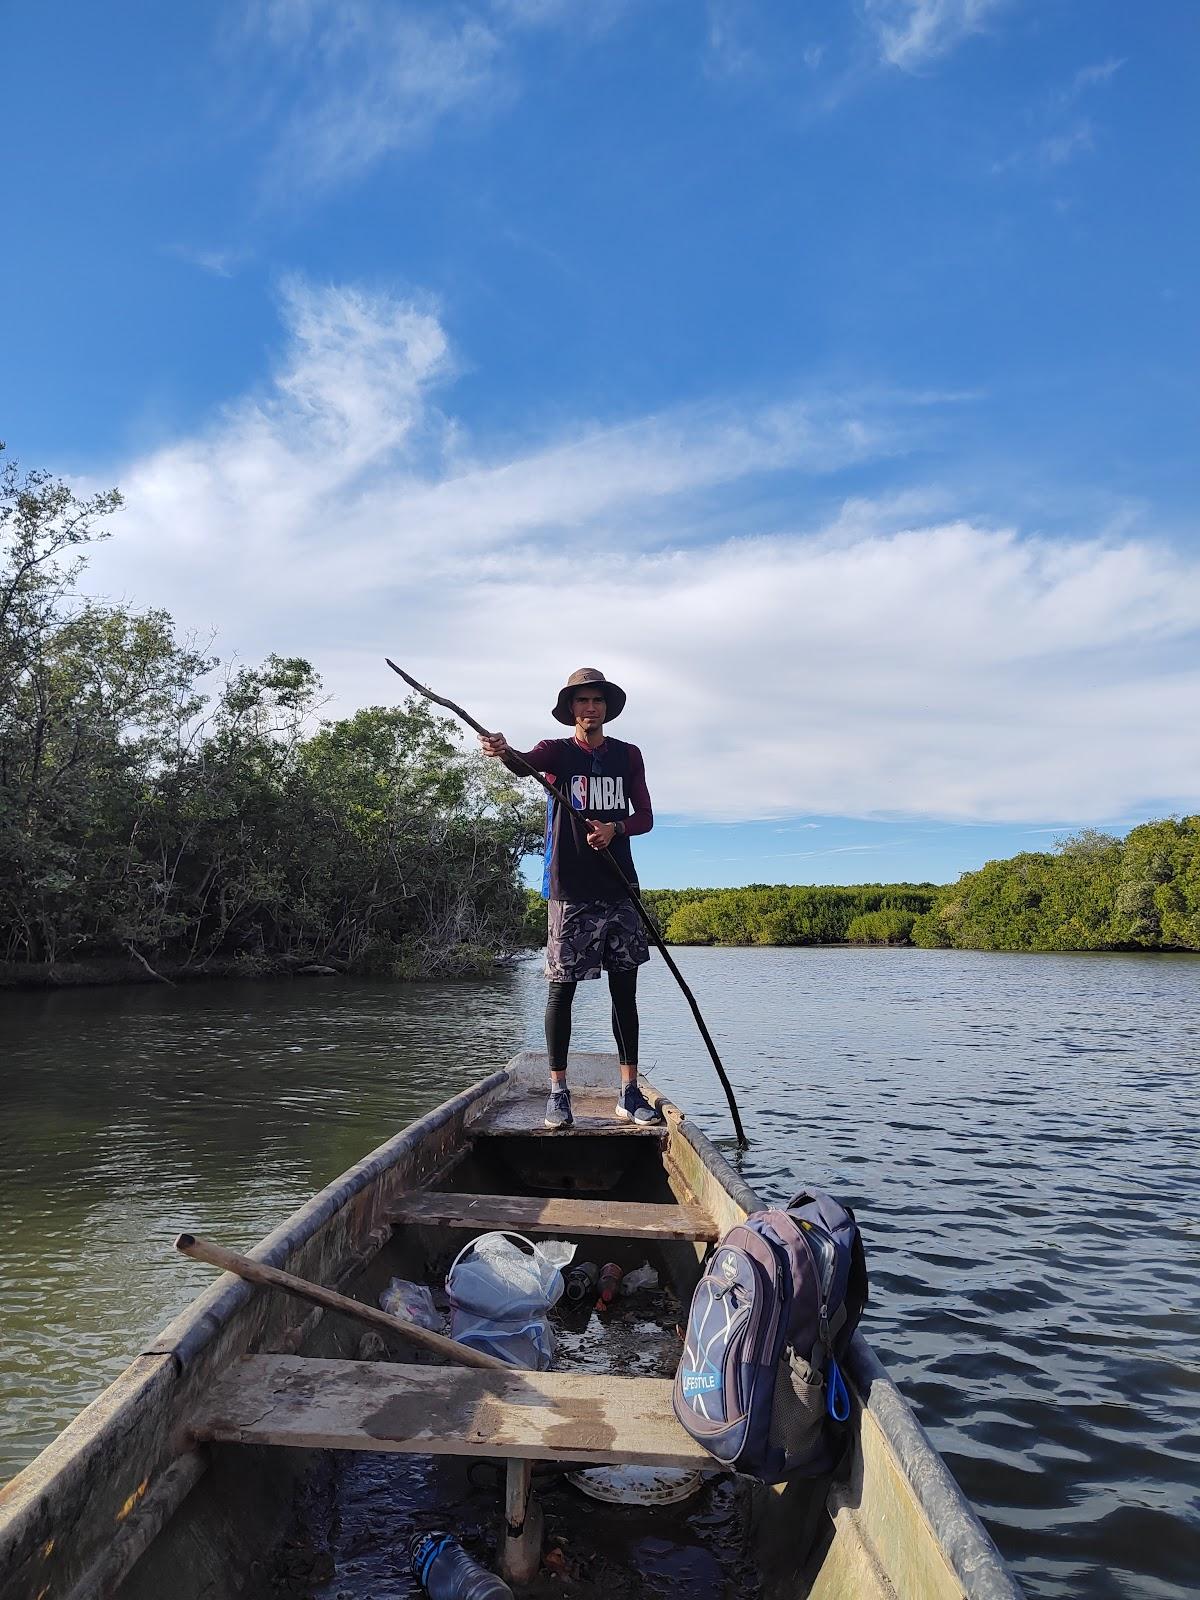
[614,1082,664,1125]
[544,1087,573,1129]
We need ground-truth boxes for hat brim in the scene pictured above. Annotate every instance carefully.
[552,679,626,725]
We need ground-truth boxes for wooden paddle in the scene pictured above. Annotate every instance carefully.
[385,659,749,1148]
[174,1232,508,1372]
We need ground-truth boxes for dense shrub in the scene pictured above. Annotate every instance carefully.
[644,884,937,946]
[912,821,1200,952]
[846,909,916,944]
[0,451,542,981]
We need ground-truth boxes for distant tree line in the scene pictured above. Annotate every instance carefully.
[0,451,542,985]
[521,884,936,948]
[646,884,936,945]
[525,827,1200,955]
[912,822,1200,951]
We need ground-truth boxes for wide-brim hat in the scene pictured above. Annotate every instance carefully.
[552,667,626,725]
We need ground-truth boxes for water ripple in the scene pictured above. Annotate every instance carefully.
[1,948,1197,1599]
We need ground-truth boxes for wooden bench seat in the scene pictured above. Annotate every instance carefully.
[390,1191,719,1241]
[189,1355,708,1468]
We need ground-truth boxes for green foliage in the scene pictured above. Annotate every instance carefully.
[1110,816,1200,948]
[0,450,543,980]
[846,909,916,944]
[912,821,1200,952]
[635,886,708,936]
[522,887,548,946]
[646,824,1200,954]
[639,884,938,946]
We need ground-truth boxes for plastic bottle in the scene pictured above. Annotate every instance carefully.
[411,1533,514,1600]
[595,1262,623,1309]
[563,1261,599,1305]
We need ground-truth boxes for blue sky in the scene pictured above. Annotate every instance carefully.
[3,1,1198,888]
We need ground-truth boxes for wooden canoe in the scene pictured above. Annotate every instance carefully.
[0,1051,1024,1599]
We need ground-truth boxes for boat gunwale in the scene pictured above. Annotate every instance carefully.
[844,1337,1024,1600]
[144,1068,510,1371]
[665,1111,1024,1599]
[0,1069,512,1600]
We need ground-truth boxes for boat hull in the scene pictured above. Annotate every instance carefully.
[0,1053,1023,1600]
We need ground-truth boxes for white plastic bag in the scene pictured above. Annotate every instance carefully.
[378,1277,440,1332]
[620,1263,660,1296]
[447,1231,573,1370]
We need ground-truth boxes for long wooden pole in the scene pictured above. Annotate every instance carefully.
[385,660,749,1148]
[174,1232,508,1372]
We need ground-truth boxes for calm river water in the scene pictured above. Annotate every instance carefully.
[1,948,1197,1598]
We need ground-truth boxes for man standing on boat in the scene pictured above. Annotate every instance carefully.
[479,667,663,1130]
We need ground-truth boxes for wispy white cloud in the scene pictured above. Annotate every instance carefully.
[246,2,500,195]
[862,0,1009,72]
[721,842,894,862]
[1036,122,1094,167]
[1058,57,1125,105]
[168,245,248,279]
[994,55,1124,175]
[84,279,1200,826]
[704,0,761,79]
[490,0,627,30]
[238,0,627,198]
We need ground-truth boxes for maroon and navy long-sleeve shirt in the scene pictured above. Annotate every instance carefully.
[502,735,653,902]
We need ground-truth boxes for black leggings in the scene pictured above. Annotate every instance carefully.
[545,969,639,1073]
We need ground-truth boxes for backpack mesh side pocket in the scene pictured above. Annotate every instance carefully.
[766,1350,827,1470]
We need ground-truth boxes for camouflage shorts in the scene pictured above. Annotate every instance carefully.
[545,896,650,982]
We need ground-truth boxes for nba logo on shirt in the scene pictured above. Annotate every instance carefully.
[569,775,588,810]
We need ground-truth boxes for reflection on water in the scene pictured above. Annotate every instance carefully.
[2,948,1198,1599]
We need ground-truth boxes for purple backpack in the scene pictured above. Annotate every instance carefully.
[672,1190,868,1482]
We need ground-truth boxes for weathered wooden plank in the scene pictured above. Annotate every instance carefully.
[390,1190,718,1241]
[60,1453,208,1600]
[189,1355,709,1468]
[467,1089,669,1137]
[0,1356,181,1600]
[834,1344,1023,1600]
[664,1119,757,1240]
